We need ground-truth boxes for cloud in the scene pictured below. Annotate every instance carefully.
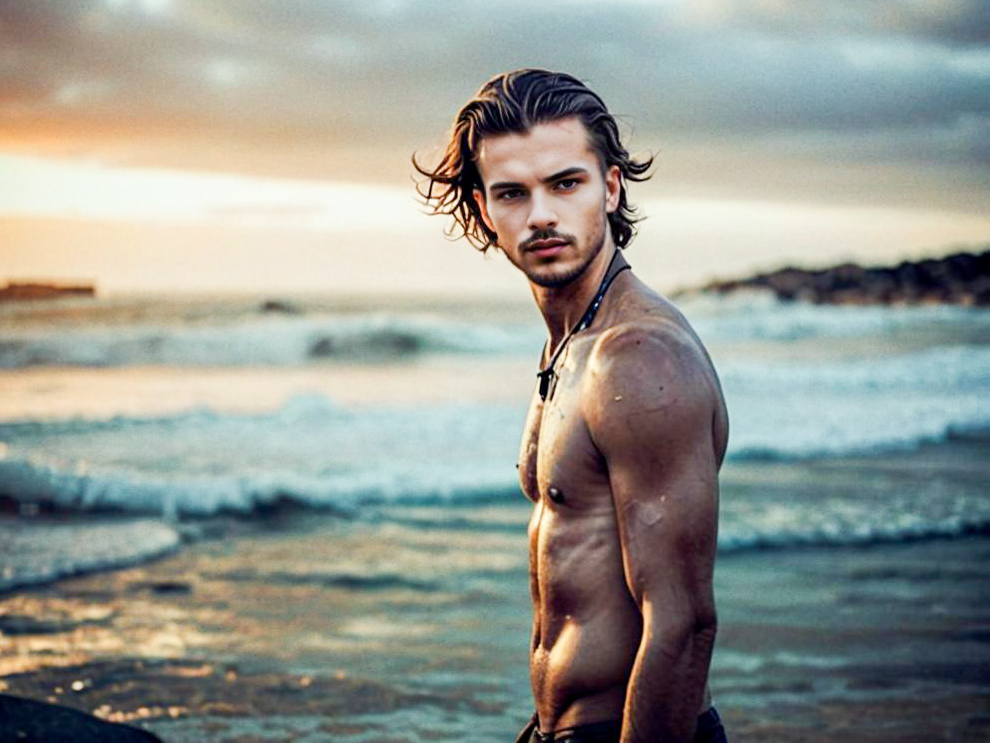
[0,152,422,232]
[675,0,990,47]
[0,0,986,205]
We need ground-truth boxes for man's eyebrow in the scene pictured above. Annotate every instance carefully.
[488,180,524,192]
[488,167,590,192]
[543,167,589,183]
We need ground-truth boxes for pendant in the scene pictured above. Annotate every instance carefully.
[537,368,557,402]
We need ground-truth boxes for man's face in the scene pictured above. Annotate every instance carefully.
[473,117,621,288]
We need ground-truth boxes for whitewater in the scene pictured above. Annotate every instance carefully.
[1,292,988,591]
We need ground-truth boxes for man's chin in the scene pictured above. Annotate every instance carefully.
[526,262,588,288]
[524,245,607,289]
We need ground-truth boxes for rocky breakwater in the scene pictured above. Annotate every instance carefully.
[0,282,95,302]
[699,250,990,306]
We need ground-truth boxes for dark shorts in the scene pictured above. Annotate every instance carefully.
[515,706,728,743]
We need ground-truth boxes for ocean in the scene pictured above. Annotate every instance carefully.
[1,290,988,740]
[2,292,988,588]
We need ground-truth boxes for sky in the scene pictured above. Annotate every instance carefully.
[1,0,988,296]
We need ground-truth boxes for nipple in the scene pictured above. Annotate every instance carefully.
[547,486,565,504]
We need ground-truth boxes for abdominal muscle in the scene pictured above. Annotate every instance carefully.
[529,499,644,731]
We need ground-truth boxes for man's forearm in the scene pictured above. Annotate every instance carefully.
[620,619,717,743]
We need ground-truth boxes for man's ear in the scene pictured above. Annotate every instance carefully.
[473,188,495,233]
[604,165,621,214]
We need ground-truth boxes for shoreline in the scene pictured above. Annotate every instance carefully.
[2,532,987,741]
[1,430,988,741]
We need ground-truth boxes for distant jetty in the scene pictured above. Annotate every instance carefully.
[698,250,990,306]
[0,282,96,302]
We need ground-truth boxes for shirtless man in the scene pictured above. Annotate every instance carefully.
[416,69,729,743]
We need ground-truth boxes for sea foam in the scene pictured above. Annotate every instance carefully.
[0,312,542,369]
[0,519,180,593]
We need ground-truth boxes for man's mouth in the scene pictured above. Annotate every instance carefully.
[523,237,571,254]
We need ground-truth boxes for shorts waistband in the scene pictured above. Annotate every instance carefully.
[533,717,621,743]
[532,707,723,743]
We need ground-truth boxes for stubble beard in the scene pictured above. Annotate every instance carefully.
[518,213,609,289]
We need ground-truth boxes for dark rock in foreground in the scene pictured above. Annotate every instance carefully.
[0,694,162,742]
[699,250,990,306]
[0,282,96,302]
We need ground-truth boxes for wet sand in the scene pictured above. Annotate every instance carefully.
[3,530,988,741]
[2,444,989,741]
[0,505,532,741]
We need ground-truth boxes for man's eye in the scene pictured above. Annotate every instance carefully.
[555,179,579,191]
[496,190,523,200]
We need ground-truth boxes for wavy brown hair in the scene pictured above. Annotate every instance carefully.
[413,69,654,252]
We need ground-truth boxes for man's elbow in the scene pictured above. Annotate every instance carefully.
[695,601,717,637]
[648,604,717,660]
[693,607,718,653]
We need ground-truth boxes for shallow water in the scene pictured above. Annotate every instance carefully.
[2,293,988,591]
[2,292,989,740]
[3,492,988,741]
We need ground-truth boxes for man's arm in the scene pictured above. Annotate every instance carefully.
[583,323,720,743]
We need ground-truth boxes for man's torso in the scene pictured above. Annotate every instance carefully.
[519,276,728,732]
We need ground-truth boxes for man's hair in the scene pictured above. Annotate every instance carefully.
[413,68,654,253]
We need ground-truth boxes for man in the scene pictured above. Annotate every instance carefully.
[416,69,729,743]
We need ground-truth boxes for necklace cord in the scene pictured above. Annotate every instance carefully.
[537,250,631,400]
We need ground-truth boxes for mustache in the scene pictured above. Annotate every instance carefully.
[519,229,575,251]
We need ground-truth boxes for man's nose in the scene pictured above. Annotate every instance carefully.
[527,192,558,231]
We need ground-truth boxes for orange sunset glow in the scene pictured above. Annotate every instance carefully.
[1,0,987,295]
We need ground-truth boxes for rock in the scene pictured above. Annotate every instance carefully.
[0,694,162,742]
[259,299,300,314]
[309,337,334,357]
[0,282,95,302]
[699,250,990,306]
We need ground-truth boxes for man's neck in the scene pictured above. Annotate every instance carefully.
[532,244,617,353]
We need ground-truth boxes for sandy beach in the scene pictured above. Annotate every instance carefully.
[3,438,988,742]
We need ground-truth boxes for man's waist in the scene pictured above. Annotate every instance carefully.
[524,706,724,743]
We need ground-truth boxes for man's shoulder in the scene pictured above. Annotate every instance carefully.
[585,308,713,393]
[579,309,719,442]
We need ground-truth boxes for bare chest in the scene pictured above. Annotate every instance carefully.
[518,354,604,507]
